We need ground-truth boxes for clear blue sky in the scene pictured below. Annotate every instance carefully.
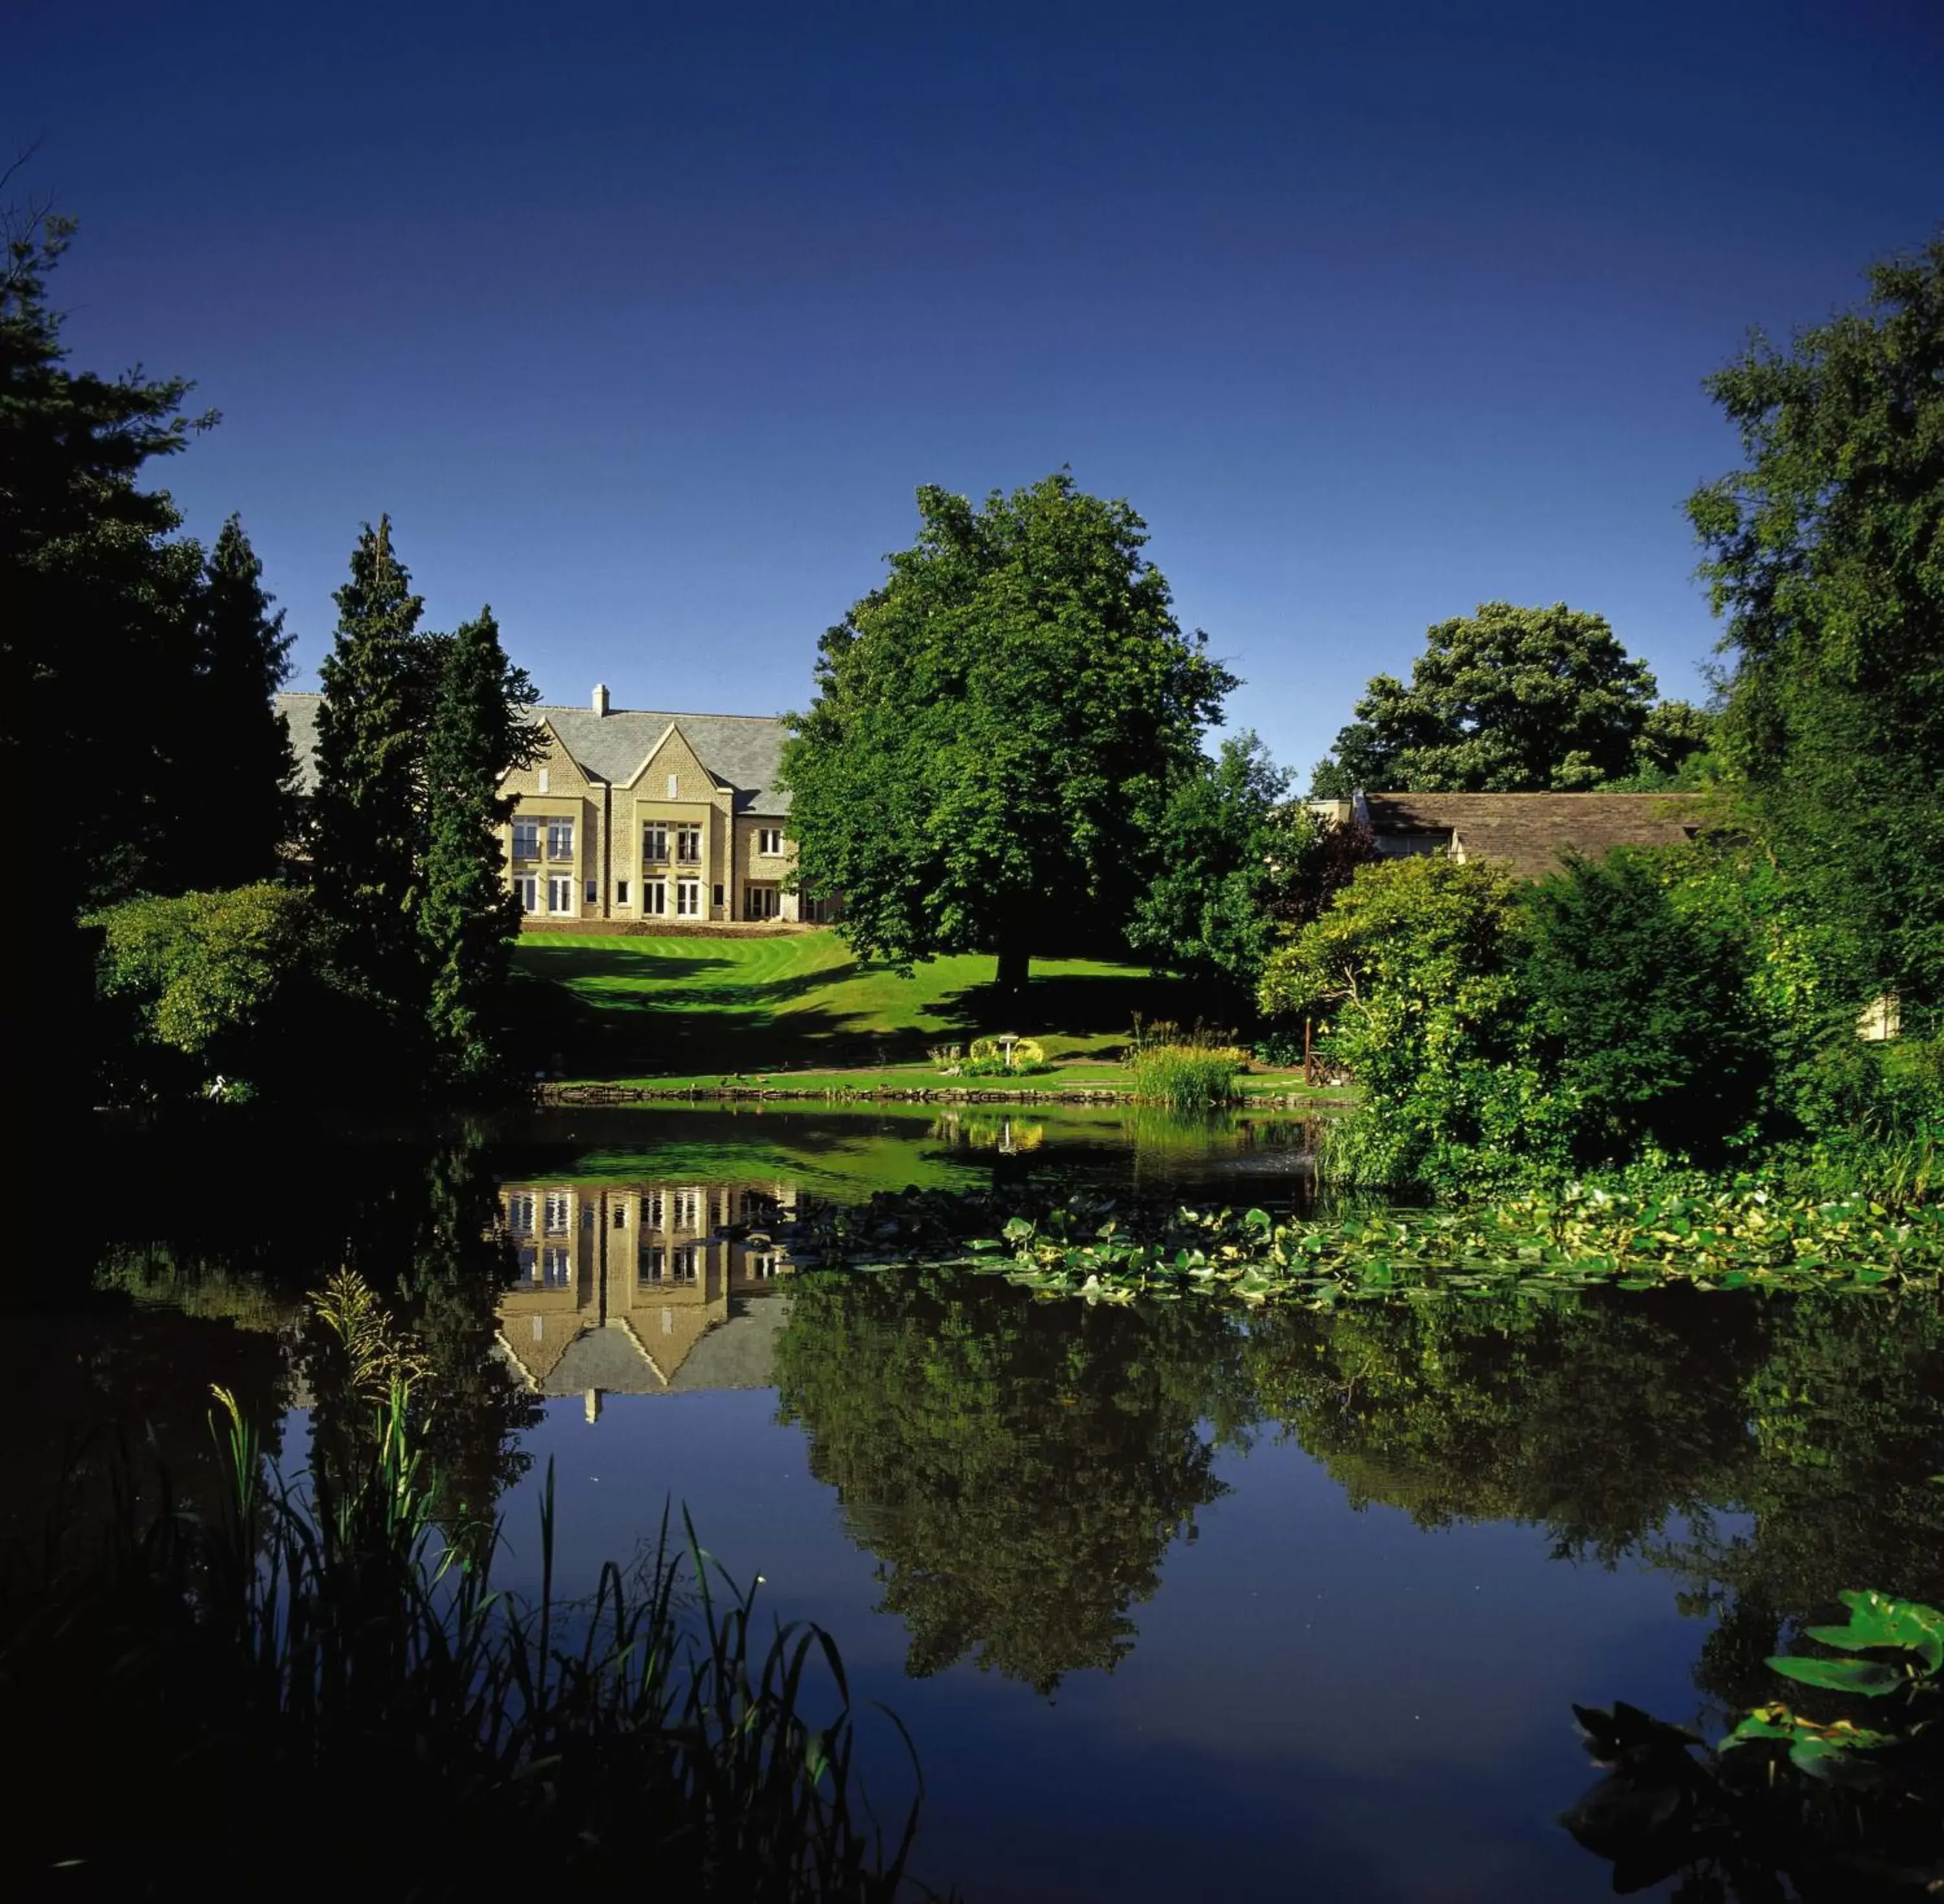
[11,1,1942,778]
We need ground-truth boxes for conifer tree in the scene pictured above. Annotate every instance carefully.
[187,516,297,887]
[417,608,539,1085]
[310,517,437,1026]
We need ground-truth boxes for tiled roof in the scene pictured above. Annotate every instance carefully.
[275,694,793,815]
[537,706,793,815]
[1362,791,1697,880]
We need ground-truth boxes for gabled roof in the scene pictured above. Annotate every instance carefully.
[274,694,793,815]
[1362,791,1697,880]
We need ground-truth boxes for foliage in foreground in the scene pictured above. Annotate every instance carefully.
[1,1273,931,1902]
[1568,1590,1944,1898]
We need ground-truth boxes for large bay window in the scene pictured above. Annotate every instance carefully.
[643,824,667,863]
[512,818,540,860]
[546,819,574,861]
[676,824,702,863]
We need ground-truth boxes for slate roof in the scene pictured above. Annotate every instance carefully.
[537,706,793,815]
[275,693,793,815]
[1361,791,1698,880]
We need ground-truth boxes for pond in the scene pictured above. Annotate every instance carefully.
[27,1106,1944,1901]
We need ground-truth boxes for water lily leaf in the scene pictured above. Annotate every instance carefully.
[1768,1655,1906,1696]
[1807,1592,1944,1672]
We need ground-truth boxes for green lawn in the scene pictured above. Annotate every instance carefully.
[511,930,1252,1084]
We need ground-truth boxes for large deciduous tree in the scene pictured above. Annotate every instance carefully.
[782,473,1234,993]
[417,609,539,1086]
[1308,601,1706,795]
[1689,234,1944,1019]
[310,516,440,1026]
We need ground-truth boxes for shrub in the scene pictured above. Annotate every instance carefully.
[1520,848,1776,1166]
[88,883,321,1100]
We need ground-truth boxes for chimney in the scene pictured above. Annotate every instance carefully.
[592,683,610,717]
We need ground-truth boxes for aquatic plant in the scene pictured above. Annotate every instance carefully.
[1566,1590,1944,1898]
[0,1271,936,1900]
[798,1180,1944,1308]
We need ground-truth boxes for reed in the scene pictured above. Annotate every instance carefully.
[3,1271,935,1900]
[1128,1043,1245,1109]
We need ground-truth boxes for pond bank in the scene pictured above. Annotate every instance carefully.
[538,1080,1349,1108]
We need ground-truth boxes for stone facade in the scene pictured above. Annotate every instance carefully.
[278,685,839,929]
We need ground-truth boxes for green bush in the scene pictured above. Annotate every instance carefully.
[88,883,320,1100]
[1520,848,1775,1167]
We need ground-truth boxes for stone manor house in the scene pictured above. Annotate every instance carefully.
[279,684,833,928]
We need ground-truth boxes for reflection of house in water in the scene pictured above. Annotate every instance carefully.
[496,1181,796,1421]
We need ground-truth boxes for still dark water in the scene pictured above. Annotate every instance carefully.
[29,1106,1944,1902]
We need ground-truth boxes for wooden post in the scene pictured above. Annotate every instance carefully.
[1302,1016,1313,1088]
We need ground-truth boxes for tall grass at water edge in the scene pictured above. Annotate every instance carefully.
[1128,1043,1246,1110]
[1,1272,935,1903]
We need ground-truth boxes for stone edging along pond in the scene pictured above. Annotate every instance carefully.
[537,1082,1342,1108]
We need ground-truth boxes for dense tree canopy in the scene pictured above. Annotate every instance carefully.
[1308,601,1708,796]
[782,474,1235,992]
[1126,731,1372,1017]
[1691,234,1944,1020]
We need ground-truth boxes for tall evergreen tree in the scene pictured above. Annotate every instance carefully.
[310,517,437,1026]
[3,188,209,1091]
[417,609,539,1085]
[186,517,298,887]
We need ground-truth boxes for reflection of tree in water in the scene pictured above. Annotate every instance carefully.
[83,1130,540,1544]
[774,1269,1251,1693]
[1246,1288,1944,1710]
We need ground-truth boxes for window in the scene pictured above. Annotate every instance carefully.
[639,1246,665,1285]
[745,884,780,920]
[642,1190,664,1227]
[642,824,667,862]
[514,874,538,913]
[673,1188,700,1230]
[585,879,598,904]
[665,772,679,798]
[541,1246,572,1288]
[748,1253,777,1281]
[612,1205,628,1229]
[670,1246,698,1284]
[801,893,834,923]
[517,1245,538,1281]
[513,818,539,860]
[548,876,575,913]
[642,880,667,916]
[616,880,629,905]
[675,824,701,863]
[547,819,574,860]
[506,1194,535,1235]
[544,1192,571,1235]
[758,828,783,857]
[537,767,550,795]
[676,880,700,917]
[712,883,724,909]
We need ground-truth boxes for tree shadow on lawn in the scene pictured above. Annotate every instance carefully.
[514,942,1207,1080]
